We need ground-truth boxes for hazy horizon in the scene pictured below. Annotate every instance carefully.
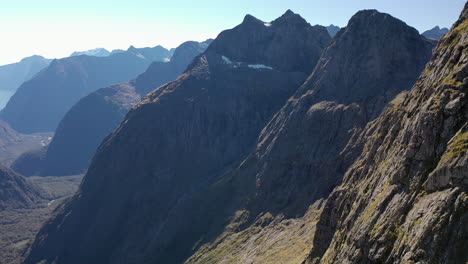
[0,0,465,65]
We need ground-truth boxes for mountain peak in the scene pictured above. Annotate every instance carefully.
[242,14,263,25]
[283,9,295,16]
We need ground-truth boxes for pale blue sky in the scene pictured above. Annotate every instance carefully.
[0,0,465,65]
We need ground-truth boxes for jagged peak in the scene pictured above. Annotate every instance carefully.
[242,14,264,25]
[273,9,308,26]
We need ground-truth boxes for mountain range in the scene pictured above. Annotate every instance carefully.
[11,40,212,177]
[70,48,112,57]
[0,45,173,133]
[0,3,464,264]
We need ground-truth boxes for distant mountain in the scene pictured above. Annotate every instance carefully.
[0,162,41,210]
[0,55,51,92]
[135,39,213,95]
[127,45,173,62]
[422,26,449,40]
[71,48,111,57]
[24,10,331,263]
[110,49,125,55]
[0,45,171,133]
[326,24,340,37]
[12,40,212,176]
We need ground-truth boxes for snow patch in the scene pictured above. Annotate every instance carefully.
[264,22,272,27]
[222,56,233,64]
[248,64,273,70]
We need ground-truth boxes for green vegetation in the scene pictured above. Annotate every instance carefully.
[441,131,468,161]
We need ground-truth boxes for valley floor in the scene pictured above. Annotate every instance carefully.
[0,175,83,264]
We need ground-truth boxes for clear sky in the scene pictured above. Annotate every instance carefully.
[0,0,465,65]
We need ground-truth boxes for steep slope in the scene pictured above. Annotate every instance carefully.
[307,5,468,264]
[0,162,41,210]
[326,24,340,37]
[0,46,170,133]
[248,9,434,215]
[0,55,51,92]
[40,83,140,176]
[24,10,331,264]
[185,10,436,264]
[135,39,213,95]
[422,25,450,40]
[12,40,211,176]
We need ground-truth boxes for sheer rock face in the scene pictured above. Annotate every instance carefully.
[246,9,435,215]
[0,162,41,210]
[24,11,330,264]
[135,39,213,95]
[12,40,211,177]
[0,47,169,133]
[308,5,468,264]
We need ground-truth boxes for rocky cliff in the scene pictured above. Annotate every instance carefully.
[24,10,331,264]
[307,5,468,263]
[184,9,436,264]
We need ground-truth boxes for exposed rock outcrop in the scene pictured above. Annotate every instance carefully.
[308,5,468,263]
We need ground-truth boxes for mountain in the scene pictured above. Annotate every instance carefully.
[24,10,331,264]
[0,45,171,133]
[326,24,340,37]
[127,45,173,61]
[0,55,51,92]
[307,5,468,263]
[71,48,111,57]
[0,162,41,210]
[37,83,140,176]
[422,25,449,40]
[12,40,211,177]
[135,39,213,95]
[184,9,436,263]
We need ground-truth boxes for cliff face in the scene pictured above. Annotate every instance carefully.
[246,10,435,216]
[308,5,468,264]
[184,10,436,264]
[24,11,330,264]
